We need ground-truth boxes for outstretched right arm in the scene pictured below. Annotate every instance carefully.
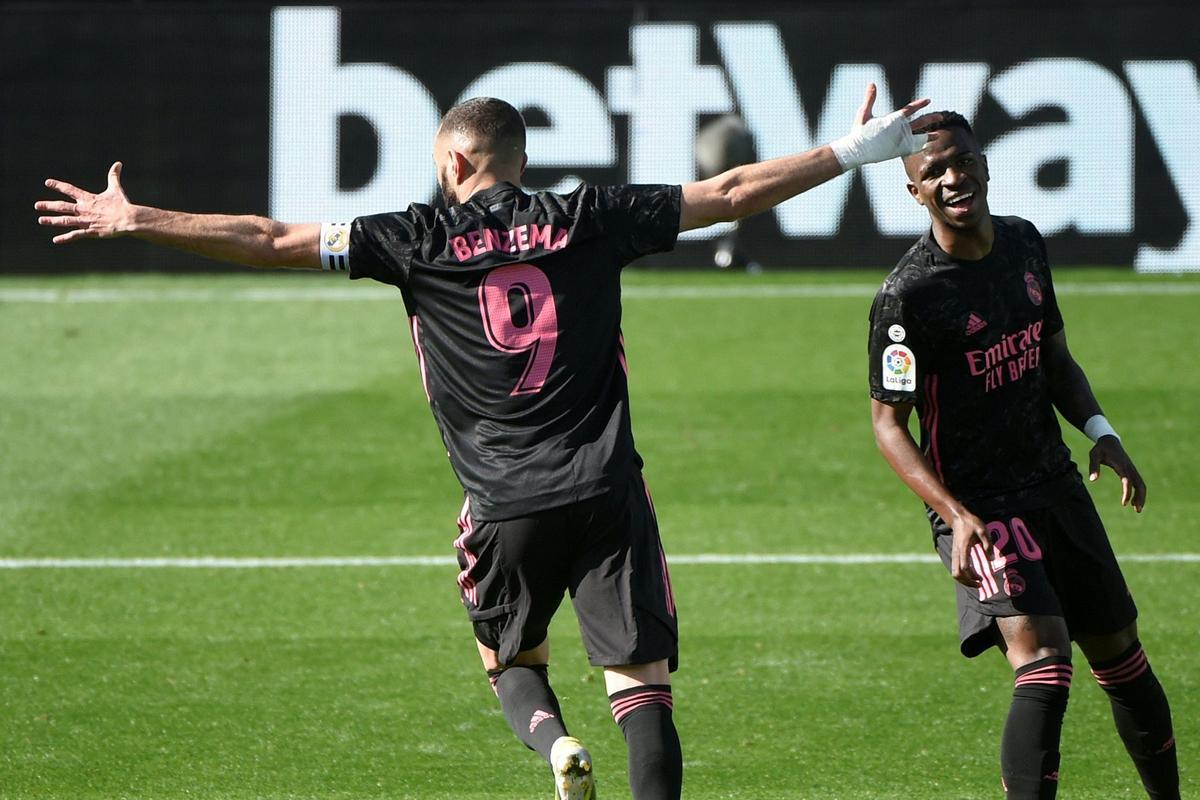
[36,162,321,269]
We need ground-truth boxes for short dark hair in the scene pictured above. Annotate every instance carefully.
[439,97,526,164]
[921,110,975,139]
[902,110,978,177]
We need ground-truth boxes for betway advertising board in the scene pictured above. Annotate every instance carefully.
[4,2,1196,271]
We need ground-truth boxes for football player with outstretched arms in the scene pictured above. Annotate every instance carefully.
[40,86,937,800]
[868,112,1177,799]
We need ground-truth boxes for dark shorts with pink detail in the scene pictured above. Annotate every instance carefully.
[933,479,1137,658]
[453,472,678,670]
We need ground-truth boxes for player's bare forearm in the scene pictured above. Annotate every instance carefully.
[870,399,971,524]
[679,86,938,231]
[679,147,843,231]
[1042,330,1103,431]
[36,161,321,269]
[872,399,992,586]
[129,207,321,269]
[1043,332,1147,509]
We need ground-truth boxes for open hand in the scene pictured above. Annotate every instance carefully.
[1088,436,1147,513]
[853,82,941,134]
[831,84,942,170]
[36,162,134,244]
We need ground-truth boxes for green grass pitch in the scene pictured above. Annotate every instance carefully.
[1,268,1197,799]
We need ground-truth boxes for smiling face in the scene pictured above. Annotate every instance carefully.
[905,125,990,232]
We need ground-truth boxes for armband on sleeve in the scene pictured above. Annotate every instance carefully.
[320,223,351,272]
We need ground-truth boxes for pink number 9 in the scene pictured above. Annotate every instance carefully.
[478,263,559,396]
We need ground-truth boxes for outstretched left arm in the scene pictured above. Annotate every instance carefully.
[679,84,939,231]
[1043,329,1146,511]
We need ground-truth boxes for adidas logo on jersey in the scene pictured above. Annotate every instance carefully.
[965,313,989,336]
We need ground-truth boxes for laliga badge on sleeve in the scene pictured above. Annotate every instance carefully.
[882,344,916,392]
[887,324,906,342]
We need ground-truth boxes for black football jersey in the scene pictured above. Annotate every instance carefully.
[868,216,1077,516]
[341,181,680,520]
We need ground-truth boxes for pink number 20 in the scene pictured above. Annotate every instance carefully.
[478,263,559,396]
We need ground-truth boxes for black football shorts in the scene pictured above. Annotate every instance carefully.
[452,472,678,670]
[934,480,1138,657]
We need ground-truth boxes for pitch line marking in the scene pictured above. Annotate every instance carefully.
[1,553,1197,570]
[0,282,1198,304]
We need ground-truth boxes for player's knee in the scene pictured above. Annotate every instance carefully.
[1015,645,1071,669]
[475,636,550,672]
[603,659,671,694]
[486,663,550,696]
[998,615,1070,668]
[1006,638,1071,669]
[1077,622,1139,663]
[485,667,505,696]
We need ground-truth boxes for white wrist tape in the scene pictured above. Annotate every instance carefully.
[1083,414,1120,443]
[320,222,351,272]
[829,109,929,172]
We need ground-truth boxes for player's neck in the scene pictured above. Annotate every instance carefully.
[460,172,523,202]
[932,216,995,262]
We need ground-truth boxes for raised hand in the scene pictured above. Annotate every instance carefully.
[830,83,942,171]
[36,162,134,244]
[853,82,940,130]
[1088,437,1147,513]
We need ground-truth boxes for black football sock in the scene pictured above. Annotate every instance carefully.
[1090,641,1179,799]
[609,684,682,800]
[490,665,569,763]
[1000,656,1072,799]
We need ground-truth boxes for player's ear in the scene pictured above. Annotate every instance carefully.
[982,154,990,182]
[906,181,923,205]
[520,153,528,177]
[451,150,474,184]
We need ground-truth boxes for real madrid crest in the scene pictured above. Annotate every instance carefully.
[324,227,348,253]
[1024,271,1043,306]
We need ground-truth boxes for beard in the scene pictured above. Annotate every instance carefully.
[438,166,458,207]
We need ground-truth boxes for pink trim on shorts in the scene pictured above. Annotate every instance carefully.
[642,477,676,618]
[969,541,999,600]
[453,496,478,606]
